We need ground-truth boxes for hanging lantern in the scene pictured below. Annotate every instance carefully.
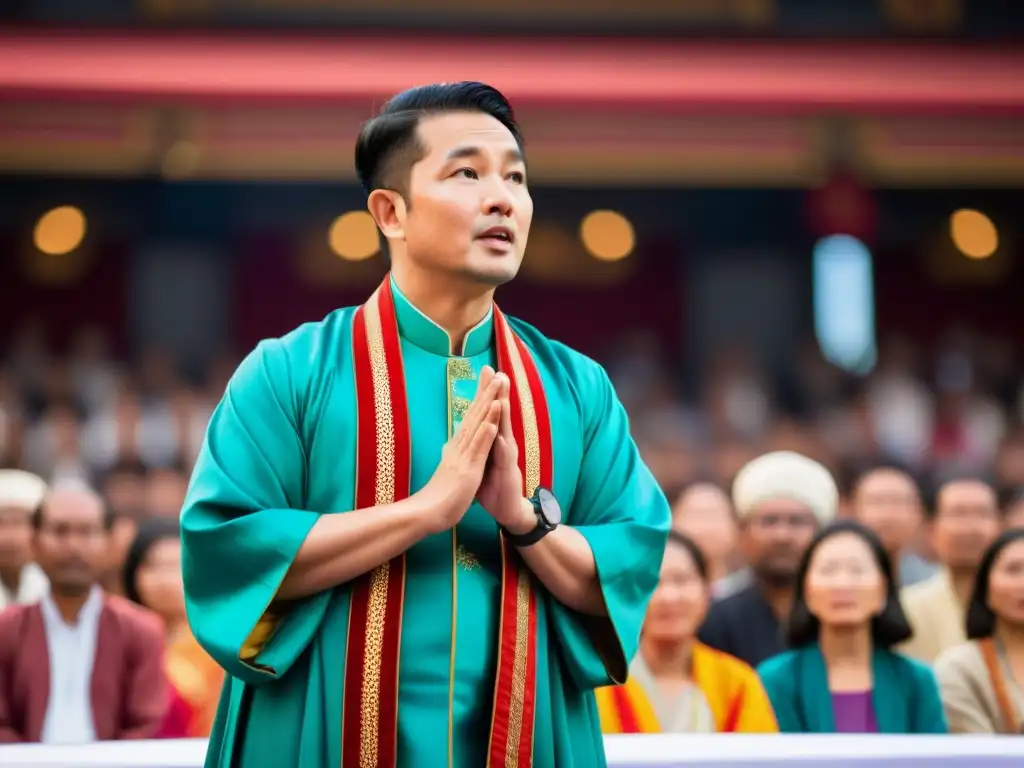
[806,172,877,245]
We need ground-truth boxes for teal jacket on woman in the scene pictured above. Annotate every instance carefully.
[757,646,948,734]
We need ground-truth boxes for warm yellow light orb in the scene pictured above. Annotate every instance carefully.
[950,209,998,260]
[579,210,635,262]
[328,211,380,261]
[34,206,86,255]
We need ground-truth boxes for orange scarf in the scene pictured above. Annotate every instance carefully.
[595,642,778,734]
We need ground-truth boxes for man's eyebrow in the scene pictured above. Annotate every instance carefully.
[443,146,525,164]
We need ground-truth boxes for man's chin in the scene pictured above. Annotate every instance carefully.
[464,263,519,287]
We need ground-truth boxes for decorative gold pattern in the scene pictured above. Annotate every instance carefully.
[359,290,395,768]
[361,563,389,767]
[364,291,396,507]
[502,324,541,496]
[448,358,477,381]
[451,395,472,423]
[505,569,532,768]
[456,544,480,570]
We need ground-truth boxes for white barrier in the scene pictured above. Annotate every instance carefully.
[3,735,1024,767]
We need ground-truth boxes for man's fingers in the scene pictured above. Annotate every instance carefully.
[499,395,513,440]
[468,402,500,459]
[459,371,502,434]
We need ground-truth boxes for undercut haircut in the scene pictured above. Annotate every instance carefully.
[354,81,524,200]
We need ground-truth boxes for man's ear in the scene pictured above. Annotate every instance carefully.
[367,189,406,242]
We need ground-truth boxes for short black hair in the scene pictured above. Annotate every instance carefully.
[965,528,1024,640]
[123,516,181,607]
[666,530,709,582]
[787,519,913,649]
[354,81,524,198]
[926,474,1000,520]
[31,490,115,531]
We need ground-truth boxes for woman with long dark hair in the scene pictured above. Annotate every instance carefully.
[758,519,946,733]
[935,529,1024,733]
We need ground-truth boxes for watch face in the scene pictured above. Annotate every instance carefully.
[537,487,561,526]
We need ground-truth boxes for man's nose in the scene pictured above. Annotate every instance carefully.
[481,180,514,217]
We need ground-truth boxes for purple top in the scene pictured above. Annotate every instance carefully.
[831,691,879,733]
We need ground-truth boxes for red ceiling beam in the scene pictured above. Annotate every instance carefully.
[1,32,1023,115]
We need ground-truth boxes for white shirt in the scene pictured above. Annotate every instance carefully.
[0,562,49,611]
[39,585,104,744]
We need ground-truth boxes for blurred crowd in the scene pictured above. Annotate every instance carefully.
[1,320,1024,743]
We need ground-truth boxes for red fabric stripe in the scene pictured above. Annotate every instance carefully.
[495,312,528,490]
[375,283,410,766]
[513,331,549,766]
[513,332,553,488]
[722,685,745,733]
[343,304,375,768]
[611,686,642,734]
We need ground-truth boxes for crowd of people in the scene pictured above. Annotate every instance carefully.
[0,320,1023,742]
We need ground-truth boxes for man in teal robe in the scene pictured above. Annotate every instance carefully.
[181,82,670,767]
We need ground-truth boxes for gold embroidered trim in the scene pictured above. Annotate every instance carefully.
[360,290,395,767]
[505,570,532,768]
[501,324,541,497]
[451,395,472,423]
[456,544,480,571]
[365,291,396,508]
[448,358,477,381]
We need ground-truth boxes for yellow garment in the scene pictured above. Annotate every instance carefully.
[596,642,778,733]
[165,626,224,737]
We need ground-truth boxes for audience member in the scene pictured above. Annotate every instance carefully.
[670,482,739,587]
[935,529,1024,733]
[699,451,836,667]
[758,520,946,734]
[123,518,222,738]
[850,465,938,587]
[596,532,776,734]
[0,483,167,743]
[0,469,49,609]
[899,478,1003,662]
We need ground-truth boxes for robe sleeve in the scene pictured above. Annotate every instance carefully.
[181,338,330,686]
[549,358,670,691]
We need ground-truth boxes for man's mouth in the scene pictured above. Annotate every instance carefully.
[477,226,515,245]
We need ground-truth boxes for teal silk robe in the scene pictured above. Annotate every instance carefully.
[181,279,670,767]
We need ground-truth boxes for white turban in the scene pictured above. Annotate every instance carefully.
[0,469,47,511]
[732,451,838,524]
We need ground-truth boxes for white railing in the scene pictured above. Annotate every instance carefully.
[3,734,1024,767]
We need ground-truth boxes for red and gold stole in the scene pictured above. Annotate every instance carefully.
[343,277,552,768]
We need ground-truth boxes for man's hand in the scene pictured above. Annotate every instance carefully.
[417,366,502,535]
[477,376,536,535]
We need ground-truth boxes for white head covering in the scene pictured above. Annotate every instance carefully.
[732,451,838,524]
[0,469,47,511]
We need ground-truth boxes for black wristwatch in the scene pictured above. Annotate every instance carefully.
[502,487,561,547]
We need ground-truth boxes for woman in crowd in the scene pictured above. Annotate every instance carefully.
[935,529,1024,733]
[123,516,223,738]
[596,531,777,733]
[758,519,947,733]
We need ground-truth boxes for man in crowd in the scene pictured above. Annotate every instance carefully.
[698,451,837,667]
[671,481,738,587]
[0,469,49,610]
[850,464,938,587]
[0,482,167,743]
[899,477,1002,662]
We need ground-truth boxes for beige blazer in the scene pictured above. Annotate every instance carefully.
[935,640,1023,734]
[898,570,966,663]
